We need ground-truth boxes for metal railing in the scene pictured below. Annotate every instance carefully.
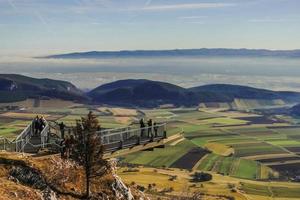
[15,123,32,152]
[0,120,50,153]
[101,123,167,152]
[0,123,33,152]
[1,119,167,154]
[40,123,50,148]
[0,137,16,152]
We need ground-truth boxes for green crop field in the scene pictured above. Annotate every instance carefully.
[266,139,300,147]
[199,117,248,126]
[241,182,300,198]
[2,104,300,200]
[0,119,30,139]
[197,154,271,180]
[240,182,272,196]
[234,145,286,157]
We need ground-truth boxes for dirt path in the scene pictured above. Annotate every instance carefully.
[170,137,185,146]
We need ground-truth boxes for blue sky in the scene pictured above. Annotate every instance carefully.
[0,0,300,56]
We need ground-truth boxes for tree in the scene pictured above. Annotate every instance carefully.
[71,111,110,198]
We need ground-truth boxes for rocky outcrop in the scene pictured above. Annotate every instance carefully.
[9,166,58,200]
[0,152,146,200]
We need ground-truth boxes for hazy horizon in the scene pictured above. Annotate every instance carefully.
[1,55,300,92]
[1,0,300,92]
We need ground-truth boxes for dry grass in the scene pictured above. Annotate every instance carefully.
[0,152,138,200]
[118,167,246,200]
[114,116,132,124]
[204,142,234,156]
[0,112,50,119]
[98,107,138,117]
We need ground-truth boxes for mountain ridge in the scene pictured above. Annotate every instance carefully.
[39,48,300,59]
[0,74,88,103]
[1,74,300,108]
[88,80,300,107]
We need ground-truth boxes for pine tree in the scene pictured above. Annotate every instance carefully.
[71,111,110,198]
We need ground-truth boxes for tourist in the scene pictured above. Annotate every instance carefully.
[147,119,153,138]
[153,122,158,137]
[39,116,46,133]
[140,118,145,137]
[32,115,39,136]
[60,138,66,158]
[64,135,71,158]
[59,122,66,139]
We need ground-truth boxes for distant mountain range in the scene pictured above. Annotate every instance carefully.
[1,74,300,108]
[40,48,300,59]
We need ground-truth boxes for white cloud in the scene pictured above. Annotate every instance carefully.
[142,3,235,11]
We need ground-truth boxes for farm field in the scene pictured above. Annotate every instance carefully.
[118,167,300,200]
[1,103,300,198]
[120,107,300,185]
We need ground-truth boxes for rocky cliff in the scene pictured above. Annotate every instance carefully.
[0,152,145,200]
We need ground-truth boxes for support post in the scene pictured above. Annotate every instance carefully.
[137,136,140,145]
[119,140,123,149]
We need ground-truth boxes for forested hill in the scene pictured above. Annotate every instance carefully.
[0,74,87,103]
[88,79,300,107]
[1,75,300,107]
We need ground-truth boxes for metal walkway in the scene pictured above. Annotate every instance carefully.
[0,119,167,154]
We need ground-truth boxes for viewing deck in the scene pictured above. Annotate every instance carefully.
[0,119,167,154]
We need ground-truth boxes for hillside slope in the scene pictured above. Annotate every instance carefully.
[0,152,143,200]
[88,80,300,107]
[0,74,87,103]
[88,79,200,107]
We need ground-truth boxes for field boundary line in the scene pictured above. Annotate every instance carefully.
[170,137,185,146]
[192,154,209,171]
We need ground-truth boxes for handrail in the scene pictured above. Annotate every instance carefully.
[100,123,166,138]
[1,118,167,154]
[0,120,50,152]
[15,123,32,152]
[40,123,50,148]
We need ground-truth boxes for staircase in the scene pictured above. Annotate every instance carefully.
[22,135,42,153]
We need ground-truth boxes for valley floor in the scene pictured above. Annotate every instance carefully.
[1,100,300,199]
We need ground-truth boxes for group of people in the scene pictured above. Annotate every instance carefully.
[139,118,159,138]
[56,116,160,158]
[32,115,46,136]
[58,122,75,158]
[60,133,75,158]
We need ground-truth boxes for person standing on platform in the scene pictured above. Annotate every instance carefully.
[39,116,46,134]
[32,116,39,136]
[153,122,158,137]
[59,122,66,139]
[140,118,145,137]
[147,119,153,138]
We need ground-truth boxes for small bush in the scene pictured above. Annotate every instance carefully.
[191,172,212,182]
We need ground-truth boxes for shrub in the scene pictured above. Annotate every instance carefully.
[191,172,212,182]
